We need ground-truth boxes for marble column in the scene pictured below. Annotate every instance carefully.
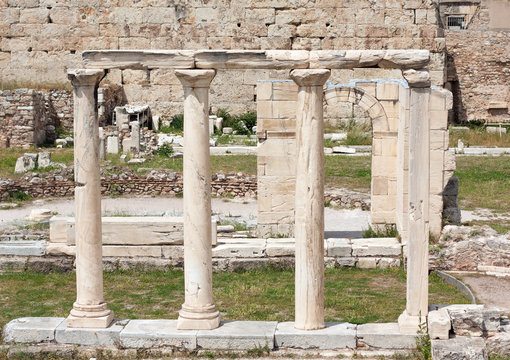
[67,69,113,328]
[175,69,220,330]
[290,69,331,330]
[398,86,430,334]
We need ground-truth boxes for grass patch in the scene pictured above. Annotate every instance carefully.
[451,127,510,148]
[461,220,510,234]
[0,267,470,335]
[363,225,398,238]
[455,156,510,212]
[0,148,74,178]
[325,155,371,192]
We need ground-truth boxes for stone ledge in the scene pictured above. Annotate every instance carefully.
[4,318,421,351]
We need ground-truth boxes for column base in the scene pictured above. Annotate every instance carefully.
[398,310,427,335]
[177,305,221,330]
[68,303,114,328]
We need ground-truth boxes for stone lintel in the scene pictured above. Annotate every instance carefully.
[67,69,105,86]
[81,50,430,71]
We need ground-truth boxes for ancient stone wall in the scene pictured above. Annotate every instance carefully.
[0,0,445,118]
[444,0,510,123]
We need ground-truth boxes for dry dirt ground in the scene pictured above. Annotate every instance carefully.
[454,273,510,313]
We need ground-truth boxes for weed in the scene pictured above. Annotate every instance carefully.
[415,315,431,360]
[245,345,270,357]
[324,200,332,207]
[362,225,398,238]
[7,190,32,203]
[175,192,183,198]
[157,143,174,158]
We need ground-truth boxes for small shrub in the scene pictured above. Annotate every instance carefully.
[157,143,174,158]
[236,112,257,131]
[362,225,398,238]
[7,190,32,202]
[169,113,184,131]
[216,108,235,129]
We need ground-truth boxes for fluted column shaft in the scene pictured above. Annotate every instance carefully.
[398,87,430,334]
[67,69,113,329]
[176,69,220,330]
[290,69,330,330]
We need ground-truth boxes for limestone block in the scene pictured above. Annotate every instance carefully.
[430,110,448,130]
[272,81,298,101]
[14,153,36,173]
[431,337,488,360]
[326,238,351,257]
[308,50,360,69]
[213,243,265,258]
[377,257,401,269]
[355,82,377,97]
[28,208,52,221]
[266,242,294,257]
[379,50,430,69]
[197,321,277,350]
[102,246,162,258]
[195,50,309,70]
[0,241,45,256]
[446,305,498,337]
[332,146,356,154]
[357,323,417,349]
[371,195,397,213]
[161,245,184,260]
[83,50,195,70]
[107,136,119,154]
[444,150,456,171]
[49,216,69,243]
[275,322,356,349]
[402,69,431,88]
[38,152,51,168]
[20,8,49,23]
[45,243,75,256]
[336,257,356,267]
[257,81,273,101]
[428,308,451,340]
[122,138,131,154]
[357,257,378,269]
[376,82,400,101]
[55,319,126,346]
[120,319,196,350]
[3,317,65,343]
[351,238,401,257]
[485,332,510,357]
[430,88,453,111]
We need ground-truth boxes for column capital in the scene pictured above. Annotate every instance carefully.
[290,69,330,87]
[68,69,105,87]
[402,68,431,88]
[175,69,216,88]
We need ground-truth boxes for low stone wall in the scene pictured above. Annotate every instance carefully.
[431,225,510,271]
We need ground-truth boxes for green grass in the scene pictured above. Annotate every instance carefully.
[0,267,470,337]
[455,156,510,212]
[325,155,371,191]
[362,225,398,238]
[461,220,510,234]
[450,127,510,148]
[0,147,74,178]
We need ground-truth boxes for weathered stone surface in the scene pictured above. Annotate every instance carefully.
[213,242,266,258]
[403,69,431,88]
[14,153,37,173]
[486,331,510,357]
[357,323,417,349]
[379,50,430,69]
[428,308,451,340]
[197,321,277,350]
[55,319,125,346]
[431,337,488,360]
[120,319,196,350]
[0,241,45,256]
[326,238,351,257]
[446,305,500,337]
[3,317,65,343]
[275,322,356,349]
[38,152,51,168]
[107,136,119,154]
[83,50,195,69]
[351,238,401,257]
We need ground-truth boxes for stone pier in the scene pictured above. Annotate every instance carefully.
[398,81,431,334]
[67,69,113,328]
[175,69,220,330]
[291,69,331,330]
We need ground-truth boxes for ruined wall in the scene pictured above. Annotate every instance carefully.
[444,0,510,123]
[0,0,445,118]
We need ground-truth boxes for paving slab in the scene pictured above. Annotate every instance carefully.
[120,319,197,350]
[197,321,277,350]
[3,317,65,343]
[432,337,487,360]
[356,323,417,349]
[55,319,127,346]
[275,322,356,349]
[326,238,351,257]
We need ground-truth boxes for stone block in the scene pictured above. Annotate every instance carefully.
[428,308,451,340]
[431,337,487,360]
[49,216,69,243]
[275,322,356,349]
[102,246,162,258]
[213,242,265,258]
[266,242,294,257]
[357,323,417,349]
[351,238,401,257]
[0,241,45,256]
[376,82,399,101]
[38,152,51,168]
[107,136,119,154]
[3,317,65,343]
[55,319,126,346]
[446,305,500,337]
[256,81,273,101]
[377,257,401,269]
[326,238,351,257]
[272,81,298,101]
[357,257,377,269]
[197,321,277,350]
[120,319,196,350]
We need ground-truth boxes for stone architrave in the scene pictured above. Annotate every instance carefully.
[175,69,220,330]
[398,86,431,334]
[130,121,140,153]
[66,69,113,329]
[290,69,331,330]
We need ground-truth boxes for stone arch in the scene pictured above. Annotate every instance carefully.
[323,86,389,133]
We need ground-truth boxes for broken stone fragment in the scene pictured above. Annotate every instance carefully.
[403,69,431,88]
